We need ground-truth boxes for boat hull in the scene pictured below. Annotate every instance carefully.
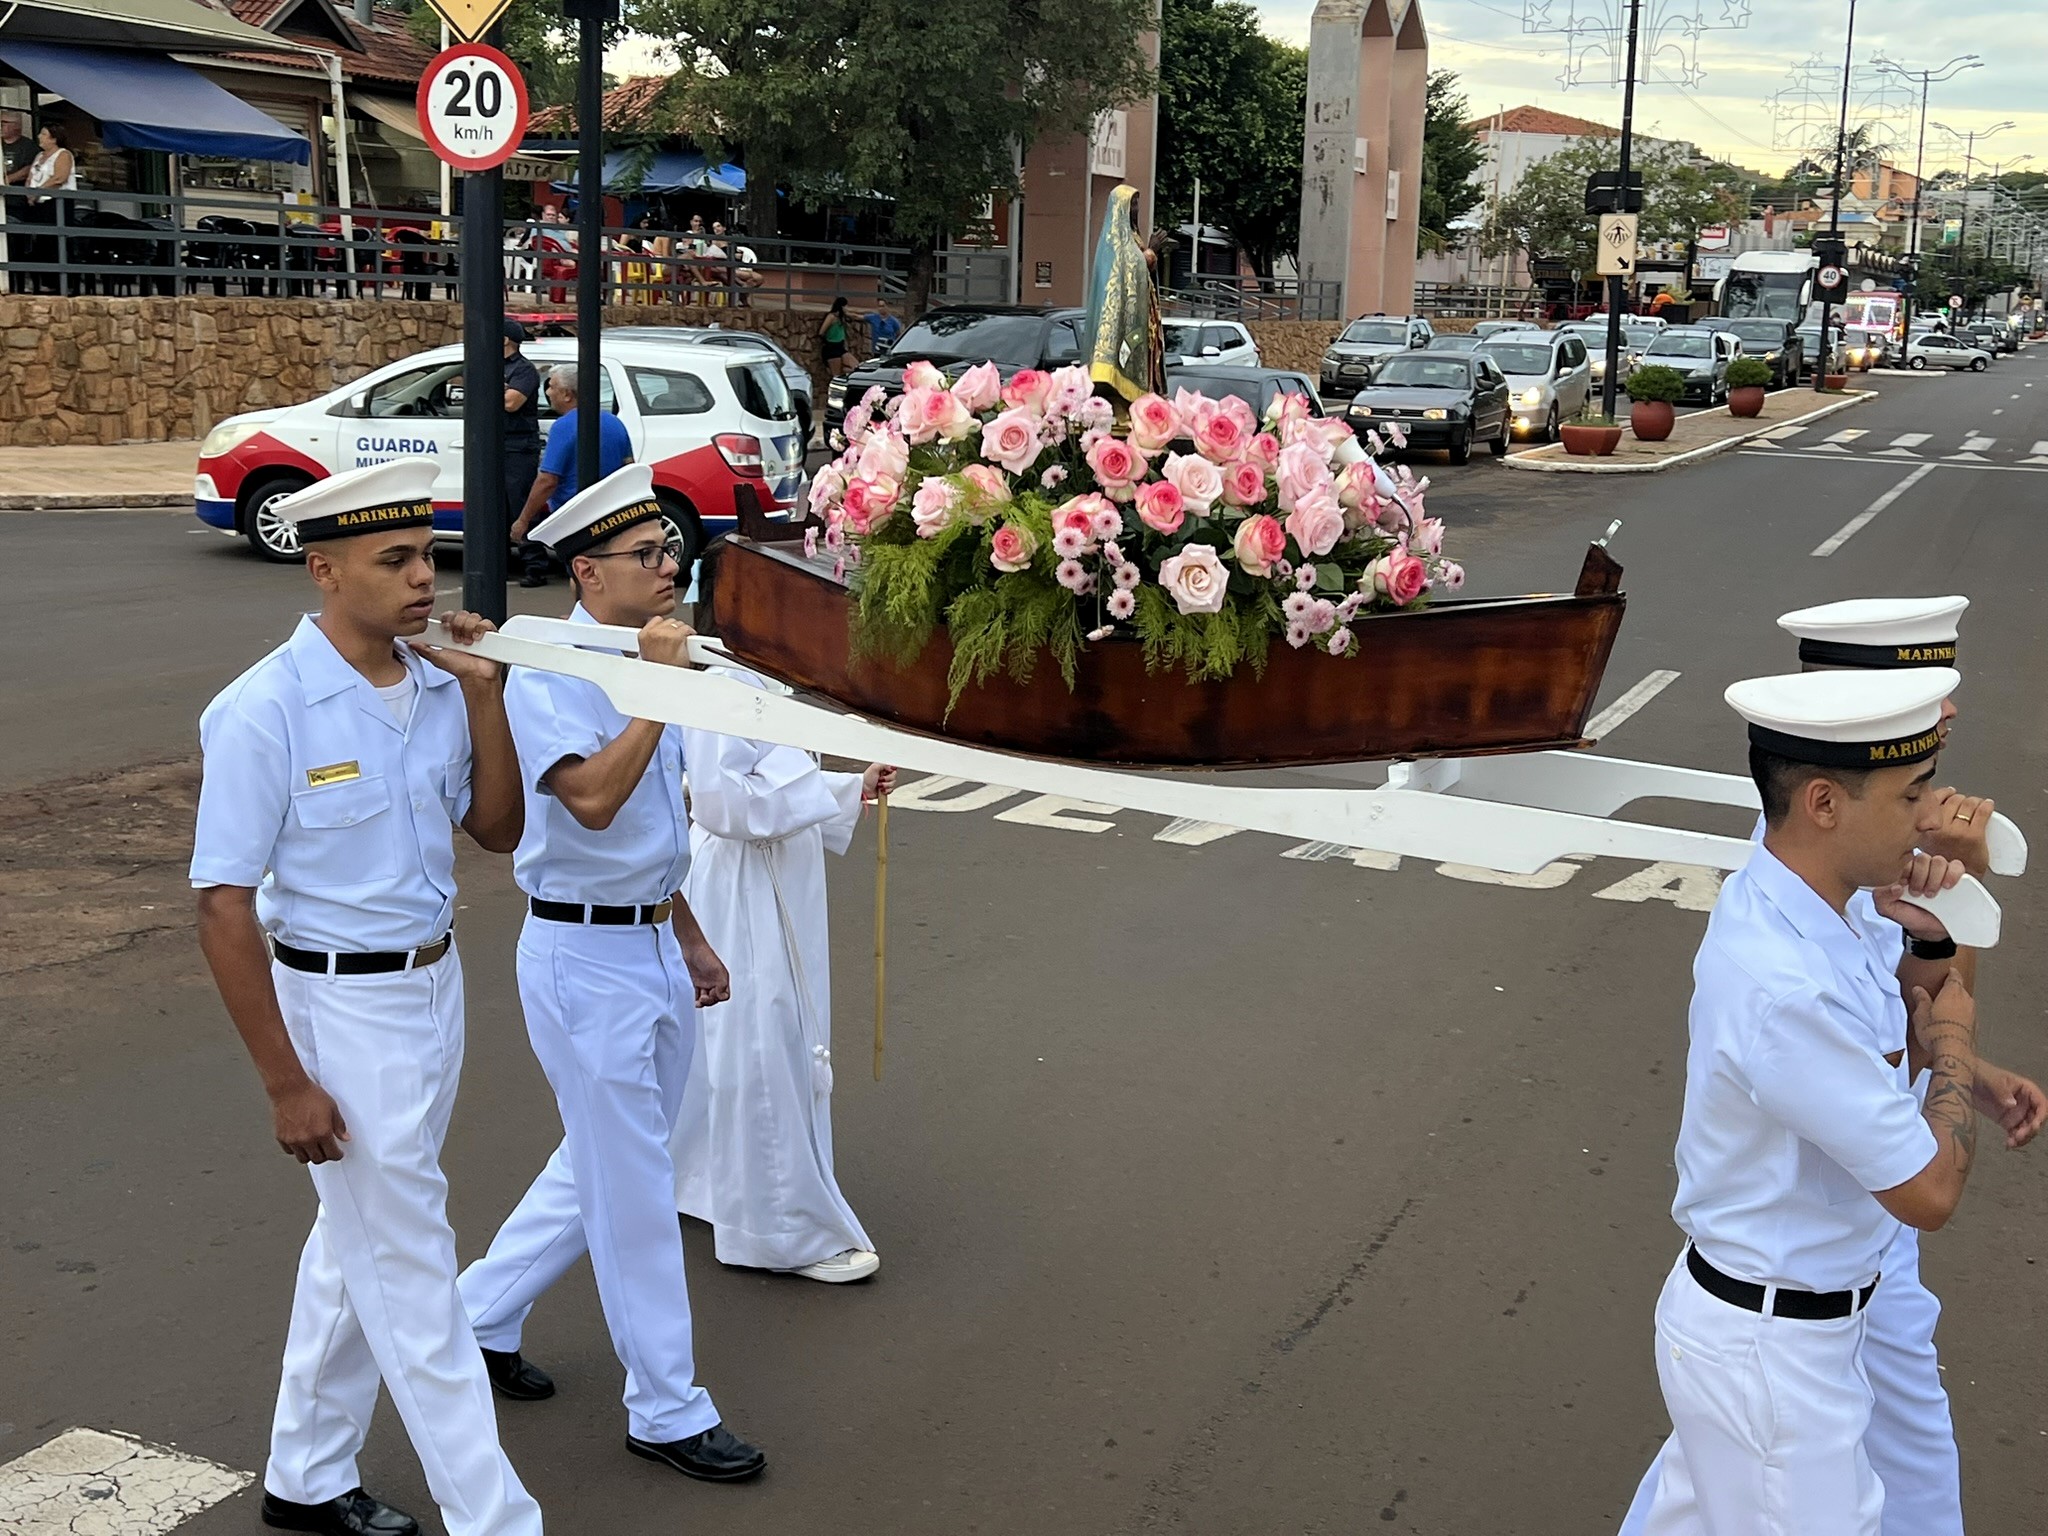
[707,536,1626,767]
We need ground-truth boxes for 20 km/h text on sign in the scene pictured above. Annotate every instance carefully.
[416,43,530,173]
[1597,213,1638,277]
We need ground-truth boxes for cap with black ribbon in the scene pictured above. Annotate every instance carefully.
[271,457,437,543]
[1727,668,1959,770]
[529,463,665,560]
[1778,595,1967,670]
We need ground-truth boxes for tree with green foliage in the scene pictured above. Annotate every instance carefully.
[1482,134,1744,273]
[1418,70,1484,254]
[1155,0,1305,277]
[636,0,1152,305]
[400,0,584,111]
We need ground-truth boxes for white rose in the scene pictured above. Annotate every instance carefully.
[1157,544,1230,616]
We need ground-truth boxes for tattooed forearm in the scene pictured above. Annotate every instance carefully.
[1922,1034,1980,1174]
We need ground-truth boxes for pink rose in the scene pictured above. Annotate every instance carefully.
[1285,484,1345,558]
[1135,479,1187,534]
[902,359,945,392]
[1365,551,1429,606]
[1161,451,1223,516]
[805,465,846,518]
[1194,410,1249,463]
[1264,391,1311,430]
[1275,440,1333,513]
[959,463,1012,513]
[1231,513,1286,577]
[1220,457,1268,508]
[990,522,1039,573]
[929,389,978,443]
[1248,431,1281,470]
[951,361,1003,414]
[899,385,950,445]
[1171,387,1218,435]
[1002,368,1052,411]
[1045,365,1092,419]
[1128,392,1182,452]
[857,427,908,483]
[1085,434,1148,497]
[911,477,961,538]
[1052,492,1112,540]
[1217,392,1258,438]
[980,407,1043,476]
[841,475,899,534]
[1157,544,1230,615]
[843,402,873,439]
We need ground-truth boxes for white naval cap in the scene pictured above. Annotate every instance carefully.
[1727,667,1959,770]
[271,456,437,542]
[1777,595,1968,669]
[529,463,664,559]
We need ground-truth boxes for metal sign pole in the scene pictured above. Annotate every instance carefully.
[462,164,508,619]
[570,1,615,496]
[1599,0,1642,420]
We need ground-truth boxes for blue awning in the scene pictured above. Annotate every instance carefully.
[550,150,745,197]
[0,42,310,163]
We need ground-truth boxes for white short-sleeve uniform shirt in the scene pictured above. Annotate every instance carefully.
[506,604,689,906]
[1673,846,1938,1294]
[188,616,473,951]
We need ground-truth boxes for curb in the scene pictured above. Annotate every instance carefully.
[1501,390,1877,475]
[0,491,189,510]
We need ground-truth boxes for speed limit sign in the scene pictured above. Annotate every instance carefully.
[416,43,530,172]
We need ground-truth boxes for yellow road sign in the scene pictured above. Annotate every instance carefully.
[421,0,517,43]
[1597,213,1638,277]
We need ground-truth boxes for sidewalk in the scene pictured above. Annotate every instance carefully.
[0,442,194,510]
[1503,387,1875,475]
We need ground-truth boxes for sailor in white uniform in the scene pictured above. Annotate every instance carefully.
[189,459,542,1536]
[1619,600,2043,1536]
[1630,668,1988,1536]
[672,678,893,1282]
[456,465,766,1483]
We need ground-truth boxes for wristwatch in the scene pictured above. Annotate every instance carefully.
[1909,934,1959,961]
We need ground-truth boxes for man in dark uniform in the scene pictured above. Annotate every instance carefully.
[501,321,546,588]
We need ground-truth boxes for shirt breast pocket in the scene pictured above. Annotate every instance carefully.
[277,775,399,888]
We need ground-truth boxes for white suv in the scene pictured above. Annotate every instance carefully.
[1162,318,1260,367]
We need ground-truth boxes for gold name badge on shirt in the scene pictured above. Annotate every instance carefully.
[306,761,363,788]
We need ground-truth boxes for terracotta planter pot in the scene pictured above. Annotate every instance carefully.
[1727,385,1766,418]
[1824,372,1850,390]
[1630,400,1676,442]
[1560,423,1624,457]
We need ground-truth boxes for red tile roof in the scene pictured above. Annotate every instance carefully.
[1467,105,1618,138]
[212,0,439,89]
[528,75,678,137]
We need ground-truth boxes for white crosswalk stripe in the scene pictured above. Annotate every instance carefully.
[1825,428,1868,442]
[1963,435,1996,451]
[1761,423,1810,440]
[1888,433,1932,449]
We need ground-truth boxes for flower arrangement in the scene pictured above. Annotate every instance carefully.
[805,359,1465,707]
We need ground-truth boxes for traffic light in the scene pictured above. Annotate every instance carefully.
[1584,171,1645,215]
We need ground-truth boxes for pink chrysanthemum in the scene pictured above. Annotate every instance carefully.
[1282,591,1316,625]
[1295,564,1317,591]
[1107,588,1136,619]
[1285,621,1312,649]
[1053,526,1091,559]
[1056,558,1090,592]
[1327,627,1354,657]
[1113,562,1141,591]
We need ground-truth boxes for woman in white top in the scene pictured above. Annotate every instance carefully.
[21,124,75,293]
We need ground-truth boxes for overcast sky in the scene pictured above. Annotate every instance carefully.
[1247,0,2048,176]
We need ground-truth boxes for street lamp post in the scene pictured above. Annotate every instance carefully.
[1934,119,2014,254]
[1815,0,1858,394]
[1873,55,1979,287]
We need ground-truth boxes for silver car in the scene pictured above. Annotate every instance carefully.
[1904,332,1993,371]
[1475,331,1593,441]
[1635,327,1736,404]
[1320,315,1434,394]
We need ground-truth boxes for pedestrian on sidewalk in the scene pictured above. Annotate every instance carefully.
[458,464,768,1486]
[673,681,892,1284]
[189,457,543,1536]
[509,364,632,588]
[501,321,542,579]
[819,297,853,379]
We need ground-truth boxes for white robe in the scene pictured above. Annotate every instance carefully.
[673,680,875,1270]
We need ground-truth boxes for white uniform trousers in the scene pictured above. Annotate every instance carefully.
[458,918,719,1444]
[266,951,542,1536]
[1629,1252,1883,1536]
[1619,1233,1958,1536]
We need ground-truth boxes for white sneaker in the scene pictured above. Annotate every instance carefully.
[790,1248,880,1284]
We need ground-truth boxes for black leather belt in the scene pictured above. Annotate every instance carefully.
[529,896,675,926]
[273,932,453,976]
[1687,1244,1878,1321]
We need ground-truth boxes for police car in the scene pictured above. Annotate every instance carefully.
[194,335,807,567]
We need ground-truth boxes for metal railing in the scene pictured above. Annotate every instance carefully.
[1411,281,1546,320]
[1158,275,1343,322]
[0,185,1010,310]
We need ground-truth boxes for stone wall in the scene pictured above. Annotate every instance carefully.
[1245,314,1481,377]
[0,296,859,448]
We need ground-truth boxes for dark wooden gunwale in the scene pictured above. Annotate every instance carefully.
[706,534,1627,768]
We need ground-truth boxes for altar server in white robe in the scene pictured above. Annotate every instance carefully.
[673,676,893,1283]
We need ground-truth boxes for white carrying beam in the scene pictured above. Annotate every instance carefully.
[433,622,2002,948]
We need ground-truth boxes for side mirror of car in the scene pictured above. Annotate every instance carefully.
[1201,345,1221,358]
[348,391,368,414]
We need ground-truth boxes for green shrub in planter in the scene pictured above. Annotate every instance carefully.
[1570,407,1618,427]
[1726,358,1774,390]
[1624,364,1687,404]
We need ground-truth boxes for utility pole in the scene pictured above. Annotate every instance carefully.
[1598,0,1641,421]
[1815,0,1857,394]
[565,0,616,499]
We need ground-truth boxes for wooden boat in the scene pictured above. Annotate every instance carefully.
[705,523,1626,769]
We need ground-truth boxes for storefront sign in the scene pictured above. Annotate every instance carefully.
[417,43,530,173]
[1089,111,1127,179]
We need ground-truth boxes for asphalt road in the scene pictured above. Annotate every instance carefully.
[5,352,2047,1535]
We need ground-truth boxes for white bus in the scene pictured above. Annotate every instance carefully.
[1716,251,1818,322]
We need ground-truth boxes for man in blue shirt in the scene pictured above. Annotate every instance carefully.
[510,364,633,584]
[865,296,902,354]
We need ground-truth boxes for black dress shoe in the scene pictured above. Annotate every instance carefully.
[260,1487,420,1536]
[481,1346,556,1401]
[626,1423,767,1482]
